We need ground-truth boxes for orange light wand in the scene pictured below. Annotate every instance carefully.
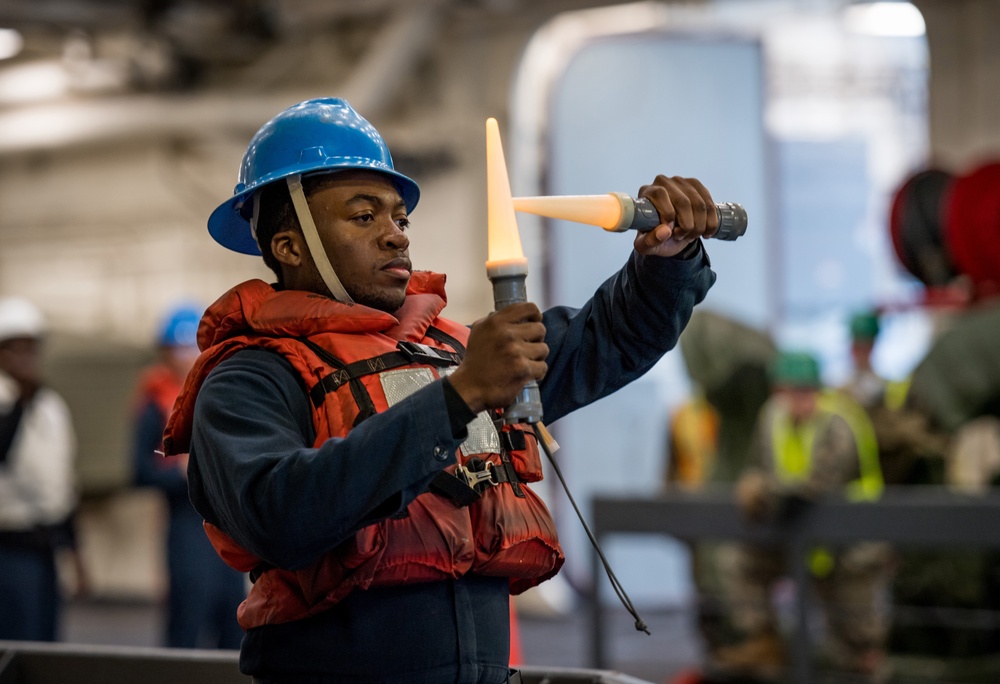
[512,193,748,240]
[490,127,653,633]
[485,117,542,424]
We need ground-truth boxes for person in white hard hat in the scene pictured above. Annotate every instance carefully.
[0,296,81,641]
[131,303,245,649]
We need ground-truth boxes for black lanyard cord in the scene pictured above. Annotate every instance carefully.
[534,421,650,635]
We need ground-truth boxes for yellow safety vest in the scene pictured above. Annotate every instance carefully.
[770,391,884,575]
[883,377,912,412]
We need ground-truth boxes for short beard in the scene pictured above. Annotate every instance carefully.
[349,287,406,314]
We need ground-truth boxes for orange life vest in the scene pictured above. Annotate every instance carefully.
[132,364,188,472]
[164,275,563,629]
[133,364,183,418]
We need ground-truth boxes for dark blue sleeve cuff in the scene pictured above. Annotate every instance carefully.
[441,376,478,439]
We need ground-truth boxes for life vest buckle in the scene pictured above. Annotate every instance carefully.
[455,457,499,493]
[429,457,522,507]
[396,341,458,367]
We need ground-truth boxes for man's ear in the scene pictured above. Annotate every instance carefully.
[271,229,308,268]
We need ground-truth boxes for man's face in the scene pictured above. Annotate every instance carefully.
[776,385,819,422]
[165,344,200,380]
[0,336,42,387]
[850,340,875,370]
[302,170,412,313]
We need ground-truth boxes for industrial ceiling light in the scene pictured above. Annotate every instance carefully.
[0,28,24,60]
[844,0,926,37]
[0,62,69,104]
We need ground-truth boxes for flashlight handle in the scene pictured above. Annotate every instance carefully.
[625,196,748,241]
[490,273,544,424]
[504,382,543,424]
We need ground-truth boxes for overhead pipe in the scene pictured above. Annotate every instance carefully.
[0,2,445,156]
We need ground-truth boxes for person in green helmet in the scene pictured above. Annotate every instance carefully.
[709,351,891,683]
[843,310,887,408]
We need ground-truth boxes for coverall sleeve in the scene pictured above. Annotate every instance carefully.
[540,246,716,423]
[0,385,77,529]
[131,401,187,496]
[188,349,467,570]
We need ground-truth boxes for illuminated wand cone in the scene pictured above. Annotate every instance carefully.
[512,194,627,231]
[486,117,528,292]
[513,193,749,240]
[486,116,542,424]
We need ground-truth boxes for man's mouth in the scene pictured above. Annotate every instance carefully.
[381,258,412,280]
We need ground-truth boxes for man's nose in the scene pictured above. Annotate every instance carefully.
[381,220,409,250]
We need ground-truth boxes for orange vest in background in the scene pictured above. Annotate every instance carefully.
[668,395,720,488]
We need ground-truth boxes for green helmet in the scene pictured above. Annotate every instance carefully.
[771,351,822,389]
[849,311,880,342]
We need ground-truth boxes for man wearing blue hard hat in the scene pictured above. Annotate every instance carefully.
[163,97,717,683]
[131,304,246,649]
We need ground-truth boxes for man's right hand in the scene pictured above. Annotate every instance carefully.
[735,469,774,522]
[447,302,548,414]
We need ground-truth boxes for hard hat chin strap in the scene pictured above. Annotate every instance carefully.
[285,174,355,304]
[249,191,262,248]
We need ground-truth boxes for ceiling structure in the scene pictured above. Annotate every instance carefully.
[0,0,680,158]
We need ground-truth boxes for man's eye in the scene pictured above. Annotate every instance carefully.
[396,217,410,230]
[354,213,375,224]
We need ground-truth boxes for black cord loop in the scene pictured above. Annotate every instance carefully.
[535,426,651,635]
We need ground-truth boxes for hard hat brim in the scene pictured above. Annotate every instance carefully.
[208,166,421,256]
[0,297,46,341]
[208,197,264,255]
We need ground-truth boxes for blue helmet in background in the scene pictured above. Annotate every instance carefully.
[158,304,202,349]
[208,97,421,256]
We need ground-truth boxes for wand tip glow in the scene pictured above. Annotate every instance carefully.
[486,117,526,272]
[512,194,626,231]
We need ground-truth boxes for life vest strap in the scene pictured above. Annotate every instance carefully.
[430,470,482,507]
[430,454,526,507]
[498,429,527,497]
[396,341,463,367]
[426,326,467,355]
[306,343,462,409]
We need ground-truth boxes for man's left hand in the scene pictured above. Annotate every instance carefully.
[633,175,718,258]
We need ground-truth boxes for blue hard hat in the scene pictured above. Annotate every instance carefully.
[158,305,202,348]
[208,97,421,256]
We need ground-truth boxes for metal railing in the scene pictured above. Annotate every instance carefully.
[589,486,1000,683]
[0,641,654,684]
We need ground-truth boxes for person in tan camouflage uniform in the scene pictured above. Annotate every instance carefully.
[711,351,891,683]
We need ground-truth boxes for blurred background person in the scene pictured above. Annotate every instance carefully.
[887,292,1000,661]
[665,385,720,492]
[664,311,777,684]
[0,296,82,641]
[131,303,245,649]
[712,350,889,683]
[671,311,778,486]
[842,310,886,409]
